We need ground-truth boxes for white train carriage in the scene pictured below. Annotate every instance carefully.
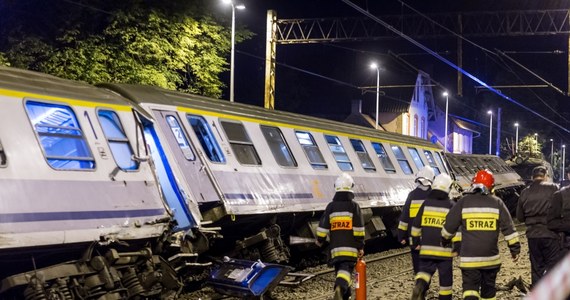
[102,83,450,262]
[0,67,186,298]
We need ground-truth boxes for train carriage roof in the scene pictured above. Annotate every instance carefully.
[0,67,128,106]
[102,83,440,149]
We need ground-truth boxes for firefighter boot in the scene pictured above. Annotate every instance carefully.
[334,285,343,300]
[411,279,429,300]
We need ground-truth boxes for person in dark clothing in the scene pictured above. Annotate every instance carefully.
[548,185,570,252]
[398,166,435,275]
[442,169,520,300]
[517,165,560,285]
[316,173,365,300]
[410,173,457,300]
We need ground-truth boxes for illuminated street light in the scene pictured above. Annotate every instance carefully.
[550,139,554,166]
[514,122,519,154]
[370,63,380,129]
[443,92,449,153]
[222,0,245,102]
[563,144,566,181]
[488,110,493,155]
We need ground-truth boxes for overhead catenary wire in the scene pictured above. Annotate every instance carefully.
[341,0,570,135]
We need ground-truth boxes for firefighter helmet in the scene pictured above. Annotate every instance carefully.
[472,169,495,190]
[415,166,435,186]
[335,173,354,193]
[432,173,453,193]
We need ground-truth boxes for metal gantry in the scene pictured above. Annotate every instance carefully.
[264,9,570,109]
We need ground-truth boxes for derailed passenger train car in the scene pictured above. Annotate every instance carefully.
[444,153,526,214]
[101,83,451,263]
[0,67,198,298]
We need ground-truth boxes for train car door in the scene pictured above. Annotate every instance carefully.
[152,110,220,203]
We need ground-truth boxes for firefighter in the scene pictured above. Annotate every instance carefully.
[398,166,436,274]
[517,165,560,285]
[316,173,365,300]
[410,173,456,300]
[548,184,570,252]
[442,169,521,300]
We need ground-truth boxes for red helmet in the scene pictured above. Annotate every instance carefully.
[472,169,495,189]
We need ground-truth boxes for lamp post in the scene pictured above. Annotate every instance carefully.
[560,145,566,181]
[550,139,554,166]
[370,63,380,129]
[222,0,245,102]
[514,122,519,154]
[487,110,493,155]
[443,92,449,153]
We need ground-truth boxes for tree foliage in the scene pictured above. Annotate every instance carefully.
[0,0,252,98]
[517,134,543,159]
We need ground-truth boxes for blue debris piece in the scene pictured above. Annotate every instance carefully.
[208,257,291,297]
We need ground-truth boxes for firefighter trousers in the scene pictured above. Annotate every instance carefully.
[334,261,354,300]
[414,258,453,300]
[461,267,499,300]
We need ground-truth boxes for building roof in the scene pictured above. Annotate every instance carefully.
[378,97,411,113]
[451,116,480,133]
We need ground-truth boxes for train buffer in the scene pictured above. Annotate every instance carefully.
[208,257,292,298]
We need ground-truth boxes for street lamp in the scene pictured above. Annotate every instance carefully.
[514,122,519,154]
[560,145,566,181]
[222,0,245,103]
[443,92,449,153]
[370,63,380,129]
[550,139,554,166]
[487,110,493,155]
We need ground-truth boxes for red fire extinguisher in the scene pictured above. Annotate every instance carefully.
[354,257,366,300]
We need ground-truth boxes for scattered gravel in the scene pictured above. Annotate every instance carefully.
[181,235,532,299]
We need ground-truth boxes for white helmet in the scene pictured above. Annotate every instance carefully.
[415,166,435,186]
[335,173,354,193]
[432,173,453,193]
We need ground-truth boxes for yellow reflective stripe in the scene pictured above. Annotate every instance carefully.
[330,216,352,223]
[420,249,454,257]
[316,231,327,237]
[411,227,422,237]
[507,237,519,245]
[337,270,352,284]
[460,258,501,268]
[398,221,408,231]
[463,290,480,298]
[424,211,448,218]
[439,290,453,296]
[353,231,365,237]
[415,272,431,283]
[441,227,454,239]
[452,234,462,242]
[463,212,498,219]
[332,251,358,258]
[410,203,423,217]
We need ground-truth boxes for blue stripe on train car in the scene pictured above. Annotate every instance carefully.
[144,126,197,230]
[0,209,166,223]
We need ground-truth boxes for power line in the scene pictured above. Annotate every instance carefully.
[341,0,570,135]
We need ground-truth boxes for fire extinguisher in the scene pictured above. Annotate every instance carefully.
[354,257,366,300]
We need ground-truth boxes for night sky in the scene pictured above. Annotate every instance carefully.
[219,0,570,155]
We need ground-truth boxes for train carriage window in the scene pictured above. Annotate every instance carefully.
[260,126,297,167]
[422,150,441,175]
[165,115,195,161]
[350,139,375,172]
[325,135,353,171]
[295,131,327,170]
[371,142,396,174]
[97,110,138,171]
[187,115,225,163]
[391,145,413,175]
[25,101,95,170]
[408,147,425,170]
[434,152,449,174]
[0,140,6,167]
[220,121,261,165]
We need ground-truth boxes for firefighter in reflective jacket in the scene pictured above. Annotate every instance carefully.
[410,173,458,300]
[316,173,365,300]
[442,169,520,300]
[398,166,436,274]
